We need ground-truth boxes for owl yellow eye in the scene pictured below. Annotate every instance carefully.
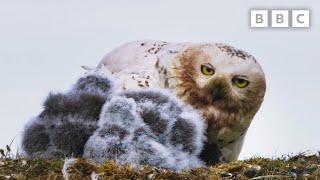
[201,65,215,75]
[233,77,249,88]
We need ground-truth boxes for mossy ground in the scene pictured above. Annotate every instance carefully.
[0,151,319,179]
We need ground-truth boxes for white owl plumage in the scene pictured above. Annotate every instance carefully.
[93,40,266,164]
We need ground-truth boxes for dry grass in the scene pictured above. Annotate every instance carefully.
[0,148,319,180]
[0,142,319,179]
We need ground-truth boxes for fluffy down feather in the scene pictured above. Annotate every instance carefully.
[22,73,206,170]
[84,90,206,170]
[21,73,112,157]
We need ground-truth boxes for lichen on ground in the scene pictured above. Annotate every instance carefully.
[0,148,319,179]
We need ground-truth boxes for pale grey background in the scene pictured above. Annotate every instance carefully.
[0,0,319,159]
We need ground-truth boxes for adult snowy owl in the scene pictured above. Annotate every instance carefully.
[93,40,266,164]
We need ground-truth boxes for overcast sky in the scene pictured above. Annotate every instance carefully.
[0,0,319,159]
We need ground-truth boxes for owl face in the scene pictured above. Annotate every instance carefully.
[174,44,266,129]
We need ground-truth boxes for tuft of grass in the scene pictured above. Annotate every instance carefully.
[0,152,319,179]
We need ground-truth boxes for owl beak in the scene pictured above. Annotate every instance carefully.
[211,86,225,102]
[209,75,230,102]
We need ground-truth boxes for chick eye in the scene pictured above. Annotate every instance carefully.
[233,77,249,88]
[201,65,215,75]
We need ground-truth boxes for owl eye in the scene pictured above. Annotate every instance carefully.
[201,65,215,75]
[233,77,249,88]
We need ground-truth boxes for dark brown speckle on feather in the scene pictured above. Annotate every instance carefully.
[216,44,256,63]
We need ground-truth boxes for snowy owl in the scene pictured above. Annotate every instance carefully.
[94,40,266,164]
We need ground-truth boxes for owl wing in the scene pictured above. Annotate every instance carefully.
[97,40,182,92]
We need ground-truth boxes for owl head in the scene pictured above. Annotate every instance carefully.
[173,43,266,133]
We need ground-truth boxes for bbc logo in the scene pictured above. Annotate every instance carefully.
[250,10,310,28]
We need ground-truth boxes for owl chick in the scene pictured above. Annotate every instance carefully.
[84,90,205,170]
[96,40,266,164]
[21,72,112,158]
